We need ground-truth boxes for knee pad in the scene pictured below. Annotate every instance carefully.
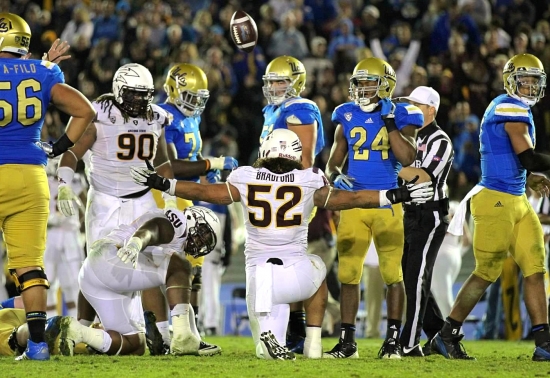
[9,268,50,293]
[192,266,202,292]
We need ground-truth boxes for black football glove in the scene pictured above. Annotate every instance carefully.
[385,176,433,204]
[131,159,176,195]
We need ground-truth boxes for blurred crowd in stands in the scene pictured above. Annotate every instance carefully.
[4,0,550,201]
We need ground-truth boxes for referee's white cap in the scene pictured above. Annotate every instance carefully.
[404,86,440,112]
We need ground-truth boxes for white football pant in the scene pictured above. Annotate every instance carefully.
[246,254,326,354]
[79,241,172,335]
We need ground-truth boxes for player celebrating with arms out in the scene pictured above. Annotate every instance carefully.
[131,128,433,359]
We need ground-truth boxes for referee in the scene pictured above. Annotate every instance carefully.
[397,87,454,357]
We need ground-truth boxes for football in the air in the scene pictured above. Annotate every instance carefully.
[230,10,258,53]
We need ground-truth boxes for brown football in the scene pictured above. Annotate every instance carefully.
[230,10,258,53]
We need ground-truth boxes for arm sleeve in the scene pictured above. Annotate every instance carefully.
[518,148,550,172]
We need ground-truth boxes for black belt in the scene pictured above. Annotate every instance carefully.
[120,187,151,199]
[404,198,449,212]
[267,258,283,265]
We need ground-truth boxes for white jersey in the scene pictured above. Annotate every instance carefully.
[103,208,187,256]
[227,166,328,263]
[88,101,171,197]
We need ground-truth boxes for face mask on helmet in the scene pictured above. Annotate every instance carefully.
[118,87,154,117]
[506,72,546,107]
[262,76,294,105]
[258,128,302,161]
[183,207,220,258]
[349,74,389,112]
[175,90,210,117]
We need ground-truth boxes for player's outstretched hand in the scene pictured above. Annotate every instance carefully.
[117,237,142,268]
[385,176,433,204]
[43,39,71,64]
[57,185,82,217]
[131,160,177,195]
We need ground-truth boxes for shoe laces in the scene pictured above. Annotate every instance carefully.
[450,335,470,358]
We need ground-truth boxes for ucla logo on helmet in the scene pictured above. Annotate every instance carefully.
[170,67,188,87]
[0,18,10,33]
[504,62,515,73]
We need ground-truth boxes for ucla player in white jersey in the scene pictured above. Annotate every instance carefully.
[260,55,325,353]
[59,206,221,356]
[44,159,86,319]
[55,63,176,335]
[145,63,237,355]
[131,128,433,359]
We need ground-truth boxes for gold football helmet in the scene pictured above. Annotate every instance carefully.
[349,57,396,111]
[0,13,32,56]
[262,56,306,105]
[503,53,546,107]
[164,63,210,117]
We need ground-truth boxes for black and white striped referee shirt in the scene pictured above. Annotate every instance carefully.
[413,121,454,201]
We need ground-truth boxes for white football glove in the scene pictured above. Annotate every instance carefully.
[407,181,434,203]
[57,185,82,217]
[117,237,143,268]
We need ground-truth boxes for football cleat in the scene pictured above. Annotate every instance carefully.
[44,316,63,353]
[15,340,50,361]
[59,316,84,356]
[323,339,359,359]
[431,333,476,360]
[198,340,222,356]
[533,342,550,361]
[260,331,296,360]
[423,336,435,356]
[286,333,305,354]
[378,338,402,359]
[144,311,169,356]
[401,344,424,357]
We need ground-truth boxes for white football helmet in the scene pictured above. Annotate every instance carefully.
[183,206,221,258]
[112,63,155,117]
[258,128,302,161]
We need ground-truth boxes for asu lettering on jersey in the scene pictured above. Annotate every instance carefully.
[479,94,534,195]
[227,166,327,264]
[260,97,325,156]
[160,103,203,182]
[0,59,64,165]
[332,102,423,190]
[89,102,170,197]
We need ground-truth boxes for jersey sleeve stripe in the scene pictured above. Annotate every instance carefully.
[495,105,529,117]
[405,105,423,116]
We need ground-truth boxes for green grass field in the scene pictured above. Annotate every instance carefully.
[2,337,549,378]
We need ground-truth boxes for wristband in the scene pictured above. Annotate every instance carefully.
[57,166,75,186]
[127,236,143,252]
[204,159,211,171]
[379,190,391,207]
[209,157,224,170]
[52,134,75,157]
[383,118,398,133]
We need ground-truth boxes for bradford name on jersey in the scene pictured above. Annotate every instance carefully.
[332,102,423,190]
[227,166,329,263]
[88,102,171,197]
[0,60,64,166]
[260,97,325,157]
[160,102,202,182]
[479,94,535,195]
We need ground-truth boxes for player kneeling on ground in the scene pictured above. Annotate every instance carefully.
[58,206,220,356]
[131,129,433,360]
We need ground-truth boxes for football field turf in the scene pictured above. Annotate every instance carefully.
[1,337,548,377]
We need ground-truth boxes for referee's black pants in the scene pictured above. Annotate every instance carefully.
[400,202,448,350]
